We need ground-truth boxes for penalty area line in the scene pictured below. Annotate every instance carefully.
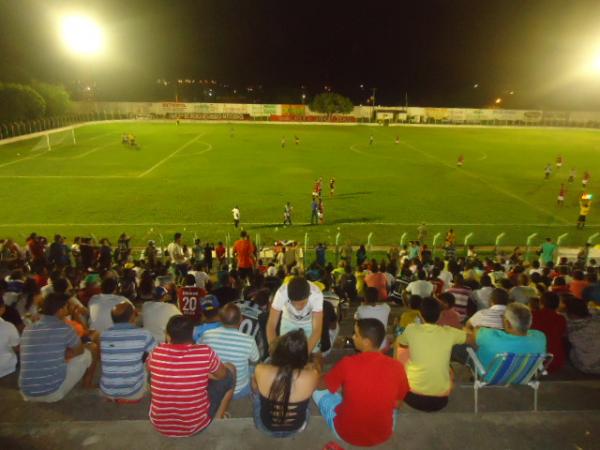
[137,133,206,178]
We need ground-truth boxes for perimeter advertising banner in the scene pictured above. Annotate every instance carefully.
[281,104,306,116]
[424,108,449,120]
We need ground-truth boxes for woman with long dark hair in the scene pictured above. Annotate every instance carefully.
[252,329,318,437]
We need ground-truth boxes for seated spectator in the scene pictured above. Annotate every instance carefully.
[212,271,240,305]
[551,277,570,295]
[234,289,270,361]
[188,262,210,290]
[201,304,259,399]
[313,318,409,447]
[445,274,475,322]
[476,303,547,370]
[147,315,235,437]
[142,289,181,344]
[562,295,600,374]
[252,329,318,437]
[404,270,433,299]
[0,298,20,378]
[465,288,509,331]
[177,274,207,324]
[355,287,391,329]
[365,263,388,300]
[399,295,423,331]
[396,297,468,412]
[582,271,600,305]
[339,264,357,302]
[509,274,537,305]
[531,292,566,373]
[20,293,96,402]
[100,302,156,402]
[569,271,589,300]
[436,293,462,329]
[193,295,223,342]
[89,277,133,334]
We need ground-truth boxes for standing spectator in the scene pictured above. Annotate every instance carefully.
[569,271,589,300]
[166,233,187,278]
[147,315,235,437]
[396,297,467,412]
[562,295,600,374]
[97,239,113,271]
[531,292,566,373]
[313,318,409,447]
[20,293,96,401]
[465,288,509,331]
[252,330,318,437]
[215,241,226,267]
[0,298,20,378]
[365,263,388,301]
[315,243,327,267]
[203,242,215,273]
[476,303,547,369]
[89,277,133,335]
[144,240,158,268]
[539,238,557,266]
[116,233,131,265]
[201,304,259,399]
[356,244,367,268]
[100,302,156,401]
[233,231,256,280]
[48,235,70,268]
[267,277,323,356]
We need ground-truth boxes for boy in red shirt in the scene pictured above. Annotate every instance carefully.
[313,318,409,447]
[531,292,566,372]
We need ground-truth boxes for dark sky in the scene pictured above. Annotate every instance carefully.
[1,0,600,108]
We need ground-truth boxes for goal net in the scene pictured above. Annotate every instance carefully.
[31,127,77,152]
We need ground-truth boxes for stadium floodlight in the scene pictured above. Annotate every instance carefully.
[495,98,502,104]
[60,15,104,56]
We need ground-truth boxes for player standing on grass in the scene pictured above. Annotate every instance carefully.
[295,135,300,145]
[369,135,374,145]
[283,202,293,227]
[577,195,592,229]
[281,137,286,148]
[544,164,552,180]
[568,168,576,183]
[329,177,336,197]
[395,136,400,144]
[582,171,591,188]
[556,155,563,169]
[457,155,464,167]
[557,184,566,207]
[318,199,325,224]
[232,206,241,228]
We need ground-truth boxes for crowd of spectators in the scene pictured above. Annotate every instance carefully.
[0,230,599,446]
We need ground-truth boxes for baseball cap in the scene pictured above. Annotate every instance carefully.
[201,295,220,312]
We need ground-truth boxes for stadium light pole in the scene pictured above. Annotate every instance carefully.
[371,88,377,123]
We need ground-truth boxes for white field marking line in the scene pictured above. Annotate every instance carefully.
[477,151,488,161]
[0,222,596,227]
[349,144,370,156]
[174,142,213,157]
[396,138,570,225]
[137,133,205,178]
[0,148,49,169]
[71,142,117,159]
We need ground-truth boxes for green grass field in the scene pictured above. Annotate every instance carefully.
[0,121,599,249]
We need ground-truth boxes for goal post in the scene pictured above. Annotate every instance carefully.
[32,126,77,152]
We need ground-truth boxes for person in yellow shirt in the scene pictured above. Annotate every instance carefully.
[395,297,470,412]
[577,197,591,229]
[398,295,423,330]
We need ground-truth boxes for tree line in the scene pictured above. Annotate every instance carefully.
[0,81,71,124]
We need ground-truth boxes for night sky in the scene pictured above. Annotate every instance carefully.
[1,0,600,108]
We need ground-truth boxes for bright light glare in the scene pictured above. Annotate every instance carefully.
[60,15,104,55]
[591,53,600,73]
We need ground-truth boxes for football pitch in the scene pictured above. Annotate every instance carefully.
[0,121,599,249]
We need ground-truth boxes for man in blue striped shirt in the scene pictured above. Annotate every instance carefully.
[201,303,259,399]
[20,293,95,402]
[100,302,156,401]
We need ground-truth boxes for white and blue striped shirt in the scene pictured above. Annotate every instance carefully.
[100,323,156,398]
[201,327,259,394]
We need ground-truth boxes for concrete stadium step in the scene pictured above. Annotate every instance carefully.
[2,412,599,450]
[1,376,599,425]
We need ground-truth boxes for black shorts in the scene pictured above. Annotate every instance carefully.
[207,367,235,419]
[404,391,448,412]
[578,215,587,222]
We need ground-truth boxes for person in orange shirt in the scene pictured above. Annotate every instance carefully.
[569,270,589,300]
[233,231,256,280]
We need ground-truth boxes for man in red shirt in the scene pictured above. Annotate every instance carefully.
[233,231,255,280]
[531,292,566,372]
[177,274,207,324]
[147,315,235,437]
[313,318,409,447]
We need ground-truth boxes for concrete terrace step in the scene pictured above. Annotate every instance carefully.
[2,412,599,450]
[1,376,599,426]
